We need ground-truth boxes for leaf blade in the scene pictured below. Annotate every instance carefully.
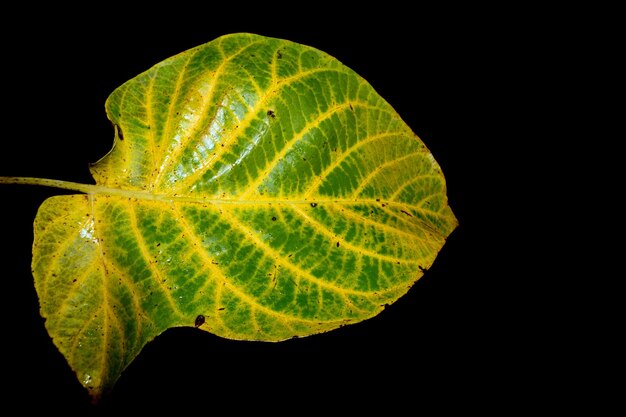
[32,33,457,398]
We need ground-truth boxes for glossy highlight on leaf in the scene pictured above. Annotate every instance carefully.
[11,33,457,399]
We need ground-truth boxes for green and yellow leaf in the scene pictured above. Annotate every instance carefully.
[8,33,457,398]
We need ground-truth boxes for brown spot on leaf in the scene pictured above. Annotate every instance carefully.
[195,315,206,327]
[400,210,413,217]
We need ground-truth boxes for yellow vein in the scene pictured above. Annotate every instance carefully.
[152,72,220,189]
[40,215,94,300]
[388,194,452,223]
[370,280,418,298]
[388,174,441,201]
[270,42,279,83]
[249,305,262,335]
[213,276,225,322]
[351,151,425,197]
[171,205,286,321]
[167,45,281,195]
[170,204,331,326]
[153,40,264,189]
[1,177,450,217]
[166,93,264,194]
[188,262,221,306]
[303,131,405,198]
[238,102,354,198]
[333,197,446,240]
[324,198,451,219]
[50,262,99,320]
[290,205,420,265]
[276,67,344,88]
[332,203,431,242]
[296,49,304,73]
[300,255,375,316]
[68,307,102,369]
[170,66,353,194]
[38,197,148,347]
[115,83,132,177]
[184,265,223,331]
[382,200,429,227]
[101,257,151,345]
[238,65,264,97]
[375,255,388,291]
[158,50,197,183]
[378,203,445,239]
[217,205,372,296]
[127,203,184,317]
[104,301,126,369]
[144,72,160,189]
[34,194,87,236]
[90,192,110,388]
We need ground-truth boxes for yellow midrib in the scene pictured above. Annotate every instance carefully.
[0,177,438,212]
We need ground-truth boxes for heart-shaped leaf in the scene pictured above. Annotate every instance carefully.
[18,33,457,399]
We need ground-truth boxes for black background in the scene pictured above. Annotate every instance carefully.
[0,7,527,414]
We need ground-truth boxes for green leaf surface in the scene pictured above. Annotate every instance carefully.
[25,33,456,398]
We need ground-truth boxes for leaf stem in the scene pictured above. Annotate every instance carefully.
[0,176,163,201]
[0,177,101,193]
[0,176,164,200]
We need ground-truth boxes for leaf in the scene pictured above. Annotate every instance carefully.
[23,33,457,399]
